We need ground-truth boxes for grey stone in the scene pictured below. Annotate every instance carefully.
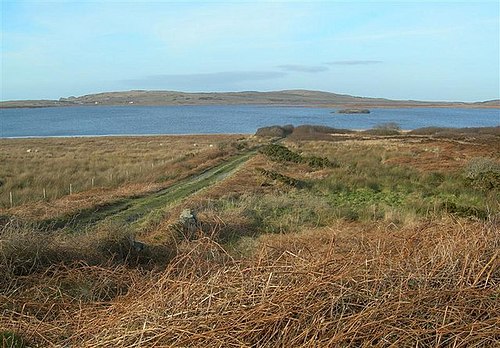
[179,209,198,239]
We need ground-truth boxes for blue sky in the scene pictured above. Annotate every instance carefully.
[1,1,499,102]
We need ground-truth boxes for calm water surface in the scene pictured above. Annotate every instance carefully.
[1,105,498,137]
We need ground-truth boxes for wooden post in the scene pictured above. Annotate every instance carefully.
[69,184,73,195]
[43,188,47,199]
[91,177,95,187]
[9,191,13,208]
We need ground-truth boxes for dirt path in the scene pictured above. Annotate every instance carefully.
[45,150,255,232]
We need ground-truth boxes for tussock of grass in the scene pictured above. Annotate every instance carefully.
[0,220,173,281]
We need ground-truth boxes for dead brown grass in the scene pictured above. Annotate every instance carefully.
[289,136,500,174]
[1,218,498,347]
[0,135,252,220]
[384,139,500,172]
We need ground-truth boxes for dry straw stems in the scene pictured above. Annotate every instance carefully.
[1,218,498,347]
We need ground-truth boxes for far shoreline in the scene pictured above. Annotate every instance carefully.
[0,133,252,140]
[2,102,499,110]
[2,126,499,140]
[1,89,498,109]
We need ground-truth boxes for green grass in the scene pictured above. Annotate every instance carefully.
[41,150,256,232]
[207,143,497,237]
[0,135,249,208]
[0,331,26,348]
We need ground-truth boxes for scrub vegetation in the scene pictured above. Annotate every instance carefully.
[0,127,499,347]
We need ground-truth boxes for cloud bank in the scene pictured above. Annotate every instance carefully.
[277,64,328,73]
[327,60,383,65]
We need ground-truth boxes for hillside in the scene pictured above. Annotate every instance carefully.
[1,89,499,108]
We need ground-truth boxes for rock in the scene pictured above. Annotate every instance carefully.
[179,209,198,239]
[336,109,370,114]
[131,240,146,252]
[126,236,146,253]
[180,208,197,225]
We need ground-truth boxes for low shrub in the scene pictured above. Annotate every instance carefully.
[255,125,294,138]
[256,168,304,188]
[441,201,489,220]
[259,144,337,168]
[464,157,500,191]
[288,125,354,141]
[363,122,401,136]
[259,144,302,163]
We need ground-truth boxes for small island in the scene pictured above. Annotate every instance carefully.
[336,109,371,114]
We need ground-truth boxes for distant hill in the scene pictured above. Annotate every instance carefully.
[1,90,499,108]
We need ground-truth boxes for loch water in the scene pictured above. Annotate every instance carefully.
[1,105,499,137]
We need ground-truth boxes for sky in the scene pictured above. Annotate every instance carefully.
[1,1,499,102]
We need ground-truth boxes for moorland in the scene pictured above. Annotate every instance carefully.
[0,125,499,347]
[1,89,499,108]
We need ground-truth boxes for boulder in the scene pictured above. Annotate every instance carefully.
[336,109,370,114]
[179,209,198,239]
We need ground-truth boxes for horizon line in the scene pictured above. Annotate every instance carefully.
[1,88,499,104]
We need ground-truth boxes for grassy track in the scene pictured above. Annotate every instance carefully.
[44,150,255,231]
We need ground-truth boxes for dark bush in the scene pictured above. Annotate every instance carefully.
[260,144,337,169]
[464,157,500,191]
[255,125,294,138]
[289,125,354,141]
[441,201,488,220]
[256,168,304,188]
[306,156,339,169]
[259,144,303,163]
[363,122,401,136]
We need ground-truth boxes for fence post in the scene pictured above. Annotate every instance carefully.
[43,188,47,199]
[91,177,95,187]
[9,191,13,208]
[69,184,73,195]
